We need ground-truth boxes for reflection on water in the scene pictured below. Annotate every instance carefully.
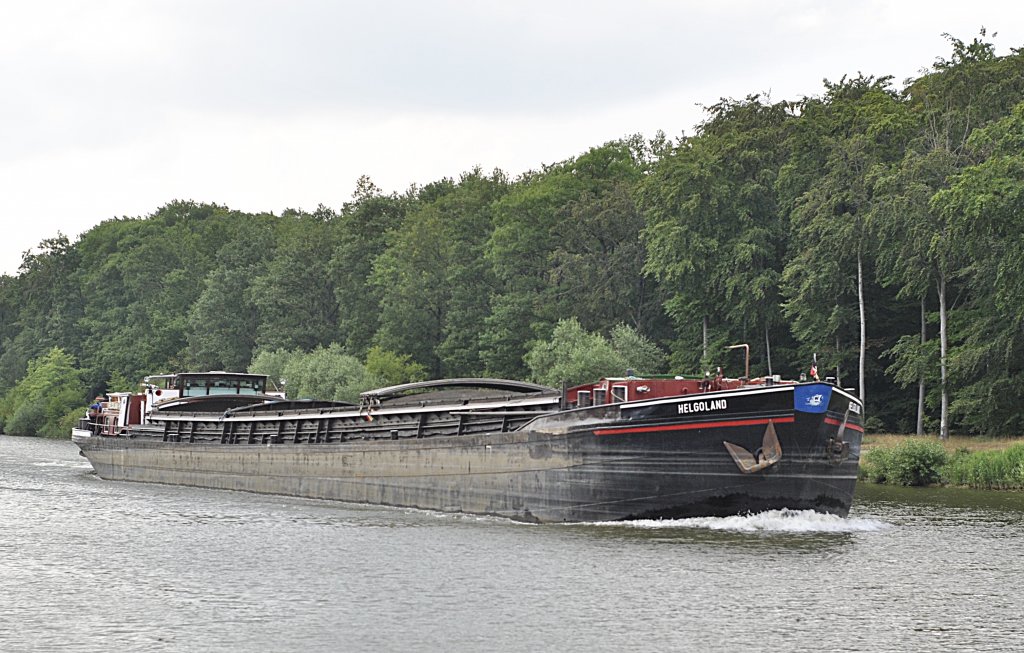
[857,479,1024,518]
[2,434,1024,652]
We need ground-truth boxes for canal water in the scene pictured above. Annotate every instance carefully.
[2,434,1023,652]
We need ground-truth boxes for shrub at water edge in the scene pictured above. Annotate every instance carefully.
[860,438,948,486]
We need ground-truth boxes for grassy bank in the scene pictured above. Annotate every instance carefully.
[860,434,1024,490]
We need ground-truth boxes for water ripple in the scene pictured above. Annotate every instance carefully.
[3,434,1024,653]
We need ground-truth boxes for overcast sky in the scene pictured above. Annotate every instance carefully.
[2,1,1022,275]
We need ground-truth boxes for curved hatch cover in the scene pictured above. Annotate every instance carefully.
[361,378,558,402]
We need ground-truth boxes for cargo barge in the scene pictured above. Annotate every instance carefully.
[72,368,863,522]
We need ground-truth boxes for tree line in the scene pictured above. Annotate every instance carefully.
[2,32,1023,438]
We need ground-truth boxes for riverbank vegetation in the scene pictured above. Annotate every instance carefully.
[2,32,1024,439]
[861,435,1024,489]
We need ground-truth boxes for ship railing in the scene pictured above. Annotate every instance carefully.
[156,404,556,444]
[77,415,107,436]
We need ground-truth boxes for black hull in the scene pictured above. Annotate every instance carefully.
[73,383,862,522]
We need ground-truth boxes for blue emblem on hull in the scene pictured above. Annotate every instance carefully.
[794,384,832,413]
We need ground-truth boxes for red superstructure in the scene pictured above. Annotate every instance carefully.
[565,373,794,408]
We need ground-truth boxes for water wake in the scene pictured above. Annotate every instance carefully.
[31,460,94,469]
[616,509,888,533]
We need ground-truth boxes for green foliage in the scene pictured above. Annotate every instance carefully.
[250,345,426,400]
[281,344,371,403]
[364,346,427,388]
[248,348,295,392]
[330,177,409,356]
[1,34,1024,439]
[860,438,948,486]
[859,447,890,483]
[941,444,1024,489]
[251,210,341,352]
[431,170,511,376]
[525,318,623,388]
[5,401,46,437]
[781,76,912,401]
[640,96,793,376]
[0,347,85,437]
[609,324,666,375]
[930,101,1024,434]
[479,292,536,379]
[56,406,87,440]
[105,371,137,394]
[365,170,513,377]
[525,318,664,388]
[483,140,659,378]
[370,202,457,376]
[865,440,1024,490]
[186,267,259,371]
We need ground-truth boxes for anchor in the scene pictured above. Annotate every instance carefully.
[826,406,852,464]
[724,420,782,473]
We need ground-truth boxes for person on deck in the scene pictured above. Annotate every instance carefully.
[88,397,103,435]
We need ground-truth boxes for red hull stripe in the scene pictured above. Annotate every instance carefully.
[594,415,795,436]
[824,417,865,432]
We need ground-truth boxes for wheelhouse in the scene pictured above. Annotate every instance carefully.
[175,372,270,397]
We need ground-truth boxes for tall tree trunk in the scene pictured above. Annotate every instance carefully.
[702,315,709,362]
[857,250,866,408]
[764,322,773,377]
[917,296,926,436]
[939,273,949,440]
